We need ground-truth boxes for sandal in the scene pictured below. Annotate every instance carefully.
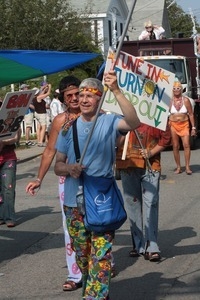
[144,252,161,262]
[129,249,140,257]
[63,280,82,291]
[174,168,182,174]
[186,169,192,175]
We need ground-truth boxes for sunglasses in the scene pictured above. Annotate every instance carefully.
[173,87,182,91]
[145,26,152,29]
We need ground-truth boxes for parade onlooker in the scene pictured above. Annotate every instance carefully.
[139,20,165,40]
[32,83,51,147]
[41,82,52,144]
[169,81,196,174]
[50,89,64,122]
[0,128,21,227]
[20,84,35,146]
[54,72,140,299]
[116,123,171,262]
[26,76,82,291]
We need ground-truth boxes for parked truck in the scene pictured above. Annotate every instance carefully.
[121,37,200,145]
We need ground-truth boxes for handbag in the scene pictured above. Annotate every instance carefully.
[72,119,127,232]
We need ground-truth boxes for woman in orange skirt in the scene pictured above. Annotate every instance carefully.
[169,81,196,174]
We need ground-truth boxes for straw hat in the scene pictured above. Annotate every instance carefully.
[144,20,153,28]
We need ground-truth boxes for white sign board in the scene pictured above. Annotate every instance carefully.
[0,90,35,140]
[103,49,175,131]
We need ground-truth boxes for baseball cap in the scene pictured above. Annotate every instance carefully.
[20,83,29,89]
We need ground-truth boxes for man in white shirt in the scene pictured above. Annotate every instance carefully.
[139,20,165,40]
[50,89,64,121]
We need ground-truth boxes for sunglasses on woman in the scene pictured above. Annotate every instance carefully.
[173,87,182,91]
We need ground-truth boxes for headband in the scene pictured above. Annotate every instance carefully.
[79,87,102,97]
[60,85,79,93]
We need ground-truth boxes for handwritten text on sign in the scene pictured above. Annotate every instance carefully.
[0,90,35,140]
[103,49,175,130]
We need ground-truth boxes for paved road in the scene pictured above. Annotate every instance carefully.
[0,142,200,299]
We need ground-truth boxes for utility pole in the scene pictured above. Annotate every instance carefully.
[189,8,200,99]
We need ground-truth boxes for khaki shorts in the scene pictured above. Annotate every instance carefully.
[34,112,47,126]
[24,112,34,127]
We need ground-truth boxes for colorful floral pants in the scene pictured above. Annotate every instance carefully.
[64,206,114,300]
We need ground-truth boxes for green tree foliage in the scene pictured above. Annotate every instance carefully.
[166,0,200,38]
[0,0,99,52]
[0,0,103,92]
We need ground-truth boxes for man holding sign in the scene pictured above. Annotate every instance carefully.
[116,124,171,261]
[103,48,173,262]
[0,128,21,227]
[54,70,140,300]
[0,89,35,227]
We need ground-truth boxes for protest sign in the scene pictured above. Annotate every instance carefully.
[103,49,175,131]
[0,90,35,140]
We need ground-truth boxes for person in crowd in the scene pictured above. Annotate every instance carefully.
[116,123,171,262]
[0,128,21,227]
[26,76,82,292]
[20,84,35,146]
[41,82,52,144]
[54,71,140,300]
[32,83,51,147]
[139,20,165,40]
[50,89,64,122]
[168,81,196,174]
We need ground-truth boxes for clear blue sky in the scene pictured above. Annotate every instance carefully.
[177,0,200,22]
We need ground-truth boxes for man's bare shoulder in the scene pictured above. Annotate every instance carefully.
[53,112,66,127]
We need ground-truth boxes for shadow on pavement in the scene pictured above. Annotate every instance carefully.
[0,207,62,264]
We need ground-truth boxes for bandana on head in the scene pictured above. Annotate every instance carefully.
[79,87,102,97]
[60,85,78,93]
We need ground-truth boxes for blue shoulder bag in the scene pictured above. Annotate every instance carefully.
[72,119,127,232]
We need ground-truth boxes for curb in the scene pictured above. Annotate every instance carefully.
[17,153,42,165]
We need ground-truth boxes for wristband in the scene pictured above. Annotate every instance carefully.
[36,178,41,184]
[192,127,196,130]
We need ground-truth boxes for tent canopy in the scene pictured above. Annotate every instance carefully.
[0,50,100,87]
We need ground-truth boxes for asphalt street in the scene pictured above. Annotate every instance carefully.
[0,140,200,300]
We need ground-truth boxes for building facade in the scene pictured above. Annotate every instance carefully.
[126,0,171,40]
[68,0,129,58]
[69,0,171,56]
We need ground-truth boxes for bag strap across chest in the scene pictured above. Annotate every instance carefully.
[72,119,81,163]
